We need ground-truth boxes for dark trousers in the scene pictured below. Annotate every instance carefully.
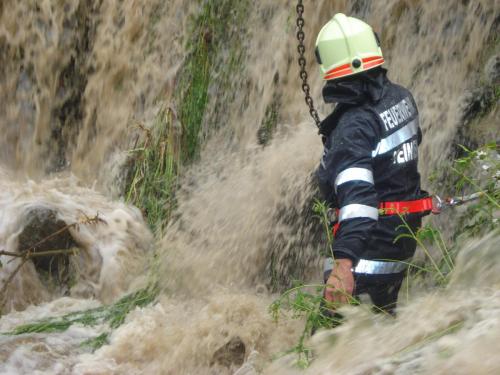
[352,273,404,314]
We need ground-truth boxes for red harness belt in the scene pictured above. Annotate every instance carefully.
[332,196,433,236]
[379,197,434,215]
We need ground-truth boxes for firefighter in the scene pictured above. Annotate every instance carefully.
[315,14,432,314]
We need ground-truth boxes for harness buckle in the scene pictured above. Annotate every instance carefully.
[432,195,443,214]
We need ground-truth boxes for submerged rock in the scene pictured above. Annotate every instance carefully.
[210,336,246,369]
[17,207,77,289]
[233,350,261,375]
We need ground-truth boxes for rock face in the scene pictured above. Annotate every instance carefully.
[210,336,246,369]
[17,207,77,287]
[460,87,496,127]
[484,54,500,85]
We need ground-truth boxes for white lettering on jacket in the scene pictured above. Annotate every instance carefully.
[379,98,415,132]
[393,139,418,164]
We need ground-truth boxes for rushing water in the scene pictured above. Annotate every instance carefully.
[0,0,499,374]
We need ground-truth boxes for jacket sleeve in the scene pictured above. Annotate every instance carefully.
[319,114,380,264]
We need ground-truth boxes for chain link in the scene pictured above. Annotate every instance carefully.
[296,0,321,129]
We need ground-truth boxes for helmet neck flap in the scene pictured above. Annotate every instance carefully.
[322,67,388,105]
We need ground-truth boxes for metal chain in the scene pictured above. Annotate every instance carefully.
[296,0,321,129]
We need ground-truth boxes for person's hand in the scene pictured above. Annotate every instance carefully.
[324,258,354,304]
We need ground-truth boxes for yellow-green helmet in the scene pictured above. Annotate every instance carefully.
[315,13,384,81]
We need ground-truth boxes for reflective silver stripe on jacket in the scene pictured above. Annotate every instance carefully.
[334,168,374,192]
[354,258,410,274]
[372,119,418,157]
[339,204,378,222]
[323,257,410,275]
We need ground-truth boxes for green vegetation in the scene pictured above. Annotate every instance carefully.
[257,96,281,145]
[403,143,499,289]
[126,109,180,232]
[176,12,211,161]
[312,199,334,256]
[176,0,249,160]
[257,71,282,145]
[3,286,157,350]
[81,333,109,351]
[5,286,156,334]
[416,143,499,288]
[453,144,500,211]
[270,282,352,368]
[125,0,249,232]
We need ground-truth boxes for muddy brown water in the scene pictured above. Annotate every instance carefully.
[0,0,499,374]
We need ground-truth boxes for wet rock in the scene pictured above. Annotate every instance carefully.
[265,179,323,292]
[459,54,499,127]
[17,207,76,287]
[233,350,260,375]
[454,59,498,154]
[351,0,371,18]
[460,87,496,126]
[484,54,500,85]
[210,336,246,369]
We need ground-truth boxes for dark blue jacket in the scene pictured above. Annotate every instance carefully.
[317,69,425,265]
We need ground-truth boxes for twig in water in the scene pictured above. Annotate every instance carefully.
[0,214,105,311]
[0,248,79,259]
[0,257,30,309]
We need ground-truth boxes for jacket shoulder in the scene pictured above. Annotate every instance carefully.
[385,82,419,113]
[333,106,382,140]
[319,104,353,138]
